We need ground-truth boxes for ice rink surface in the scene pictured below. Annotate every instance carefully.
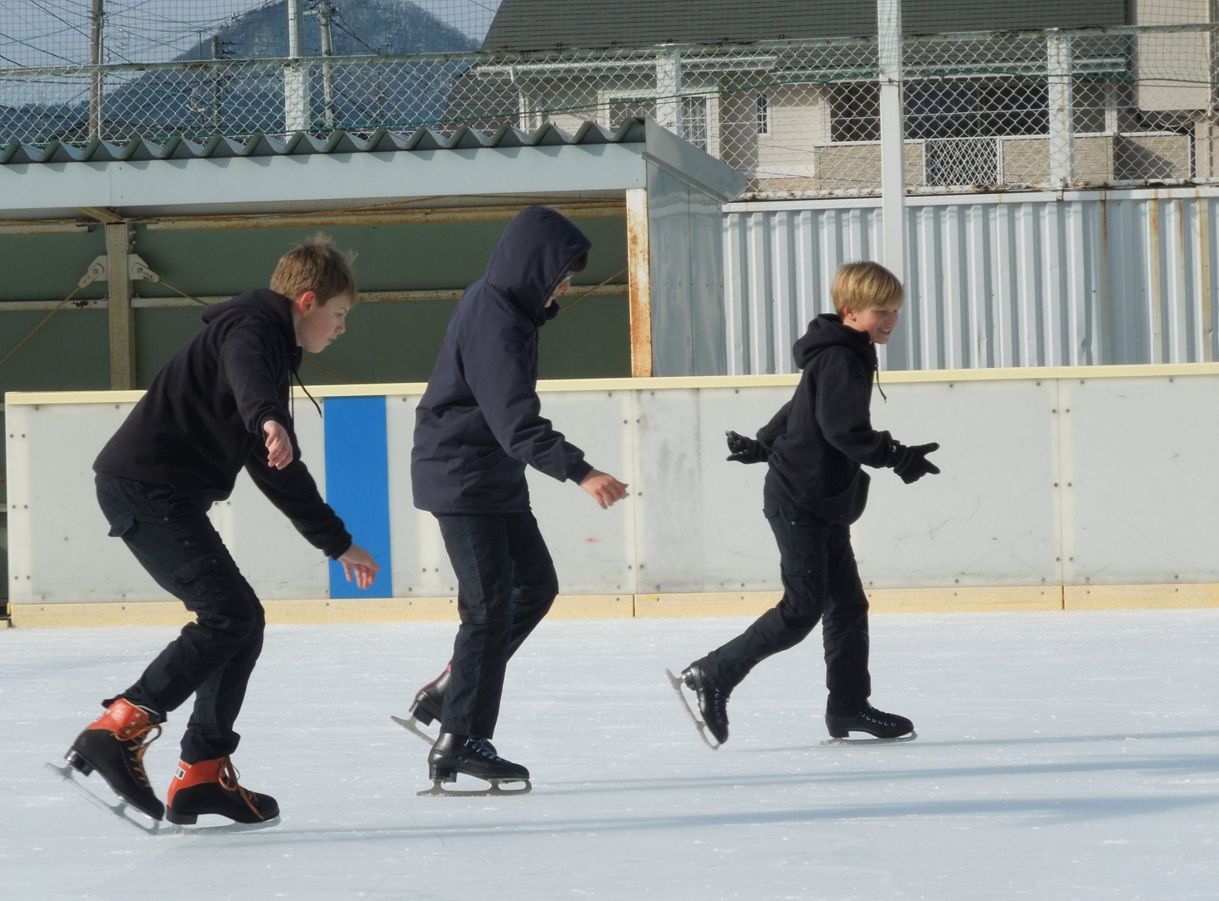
[3,610,1217,900]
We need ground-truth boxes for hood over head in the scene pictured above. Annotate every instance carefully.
[483,205,592,326]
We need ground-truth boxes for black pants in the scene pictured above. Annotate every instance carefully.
[435,510,558,739]
[96,476,265,763]
[702,485,871,715]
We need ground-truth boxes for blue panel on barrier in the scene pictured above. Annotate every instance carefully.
[323,396,392,598]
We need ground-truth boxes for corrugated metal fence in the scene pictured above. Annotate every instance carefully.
[723,188,1219,373]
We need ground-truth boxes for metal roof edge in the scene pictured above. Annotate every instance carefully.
[641,118,747,201]
[0,118,653,166]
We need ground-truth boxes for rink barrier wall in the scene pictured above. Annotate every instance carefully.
[6,365,1219,628]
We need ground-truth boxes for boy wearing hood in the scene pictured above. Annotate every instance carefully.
[64,235,379,827]
[675,261,938,747]
[410,206,629,792]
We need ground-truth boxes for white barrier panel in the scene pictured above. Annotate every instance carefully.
[6,366,1219,623]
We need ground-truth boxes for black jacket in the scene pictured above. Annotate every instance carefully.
[763,314,893,525]
[93,289,352,558]
[411,206,594,514]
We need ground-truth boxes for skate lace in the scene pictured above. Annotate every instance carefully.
[114,721,161,788]
[862,706,898,725]
[467,738,502,761]
[217,757,262,819]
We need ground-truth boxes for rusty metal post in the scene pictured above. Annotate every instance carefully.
[625,188,653,378]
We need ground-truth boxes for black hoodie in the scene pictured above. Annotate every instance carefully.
[763,313,893,525]
[411,206,594,514]
[93,288,352,558]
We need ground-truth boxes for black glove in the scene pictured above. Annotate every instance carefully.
[725,430,766,464]
[891,442,941,484]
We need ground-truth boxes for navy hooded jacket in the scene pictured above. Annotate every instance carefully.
[93,289,353,558]
[411,206,594,514]
[763,313,894,525]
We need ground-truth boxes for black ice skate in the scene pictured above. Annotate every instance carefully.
[666,663,729,749]
[420,733,531,796]
[823,704,917,745]
[58,697,166,825]
[166,757,280,828]
[390,663,450,745]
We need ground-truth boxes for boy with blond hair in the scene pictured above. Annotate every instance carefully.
[673,260,938,747]
[62,235,379,828]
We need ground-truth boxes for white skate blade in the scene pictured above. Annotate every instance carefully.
[46,762,167,835]
[665,668,721,751]
[390,714,437,745]
[820,730,918,746]
[417,774,532,798]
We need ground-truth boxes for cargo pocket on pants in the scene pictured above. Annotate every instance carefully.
[106,514,136,539]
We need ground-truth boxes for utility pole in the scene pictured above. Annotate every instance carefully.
[284,0,309,133]
[211,35,224,132]
[317,0,336,128]
[89,0,104,140]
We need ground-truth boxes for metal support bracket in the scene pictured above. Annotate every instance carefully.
[76,254,160,289]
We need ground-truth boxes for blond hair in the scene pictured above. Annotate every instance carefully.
[270,234,358,305]
[830,261,903,315]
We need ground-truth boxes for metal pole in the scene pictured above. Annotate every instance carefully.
[1047,30,1074,189]
[211,36,223,132]
[89,0,104,140]
[318,0,336,129]
[655,46,682,135]
[877,0,906,285]
[288,0,302,58]
[283,0,309,133]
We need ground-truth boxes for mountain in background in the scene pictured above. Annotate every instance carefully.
[176,0,478,60]
[3,0,479,144]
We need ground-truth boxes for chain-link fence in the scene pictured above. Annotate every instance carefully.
[3,9,1217,198]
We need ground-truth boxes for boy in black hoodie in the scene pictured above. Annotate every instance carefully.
[675,261,938,747]
[409,206,629,792]
[64,235,379,827]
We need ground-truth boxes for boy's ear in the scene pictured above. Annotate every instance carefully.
[294,290,317,312]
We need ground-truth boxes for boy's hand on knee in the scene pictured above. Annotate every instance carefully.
[262,420,294,469]
[338,543,380,590]
[580,470,630,509]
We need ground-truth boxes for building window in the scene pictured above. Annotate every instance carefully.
[682,95,709,150]
[830,82,880,142]
[829,78,1050,143]
[756,93,770,135]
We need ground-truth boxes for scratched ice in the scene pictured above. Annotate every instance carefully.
[3,611,1217,900]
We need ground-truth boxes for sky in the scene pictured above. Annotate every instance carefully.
[3,609,1218,900]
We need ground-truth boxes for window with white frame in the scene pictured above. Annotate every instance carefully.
[682,95,709,150]
[756,93,770,135]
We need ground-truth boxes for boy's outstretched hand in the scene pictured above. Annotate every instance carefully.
[338,543,380,590]
[263,420,294,469]
[893,442,941,484]
[725,430,766,464]
[580,469,630,509]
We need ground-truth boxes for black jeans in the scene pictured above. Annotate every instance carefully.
[96,476,265,763]
[702,485,871,715]
[435,510,558,739]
